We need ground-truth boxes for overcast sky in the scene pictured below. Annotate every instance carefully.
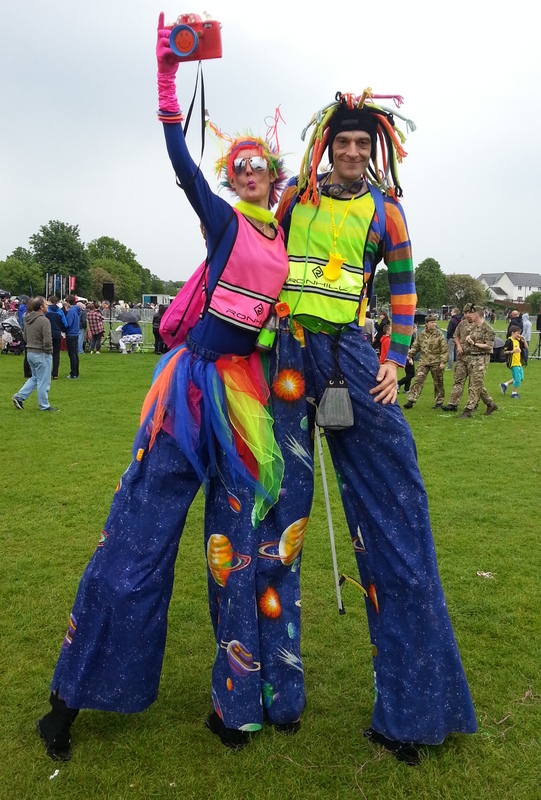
[1,1,540,285]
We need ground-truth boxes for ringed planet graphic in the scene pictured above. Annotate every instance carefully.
[221,639,261,677]
[207,534,251,587]
[279,517,308,565]
[352,526,366,553]
[258,518,308,566]
[98,530,108,547]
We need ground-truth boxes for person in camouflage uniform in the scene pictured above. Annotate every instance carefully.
[442,304,498,417]
[442,304,475,412]
[403,315,448,409]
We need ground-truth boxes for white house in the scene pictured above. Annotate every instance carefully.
[477,272,541,303]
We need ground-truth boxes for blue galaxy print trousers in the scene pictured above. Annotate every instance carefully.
[296,325,477,745]
[50,324,313,731]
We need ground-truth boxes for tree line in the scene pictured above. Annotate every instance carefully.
[0,220,184,302]
[372,257,541,314]
[3,225,540,313]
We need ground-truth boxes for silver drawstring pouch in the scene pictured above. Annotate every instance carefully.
[315,375,354,430]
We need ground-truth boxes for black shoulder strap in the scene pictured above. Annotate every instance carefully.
[171,207,235,338]
[201,208,236,317]
[176,62,206,192]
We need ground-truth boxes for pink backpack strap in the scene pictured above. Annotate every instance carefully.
[160,209,235,348]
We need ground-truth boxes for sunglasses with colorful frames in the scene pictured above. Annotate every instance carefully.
[233,156,268,174]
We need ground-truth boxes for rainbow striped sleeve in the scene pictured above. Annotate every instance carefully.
[381,198,416,366]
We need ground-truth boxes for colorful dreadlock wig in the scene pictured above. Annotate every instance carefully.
[213,134,288,209]
[281,89,416,212]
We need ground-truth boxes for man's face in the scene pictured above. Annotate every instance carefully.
[426,320,437,331]
[331,131,372,184]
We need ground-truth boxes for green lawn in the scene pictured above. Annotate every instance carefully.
[1,348,539,799]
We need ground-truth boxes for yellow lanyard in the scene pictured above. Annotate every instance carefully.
[329,194,356,256]
[323,195,356,281]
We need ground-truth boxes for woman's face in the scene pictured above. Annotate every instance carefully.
[229,148,275,208]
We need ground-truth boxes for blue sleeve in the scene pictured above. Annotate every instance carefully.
[162,123,233,240]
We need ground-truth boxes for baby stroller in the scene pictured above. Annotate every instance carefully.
[109,327,123,352]
[1,316,25,355]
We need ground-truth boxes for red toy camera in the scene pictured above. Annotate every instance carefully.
[169,13,222,62]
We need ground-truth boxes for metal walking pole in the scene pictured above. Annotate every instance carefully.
[313,415,346,615]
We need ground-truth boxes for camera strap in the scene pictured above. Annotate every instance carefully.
[177,62,206,191]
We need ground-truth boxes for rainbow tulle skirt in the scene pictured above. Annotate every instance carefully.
[134,341,284,525]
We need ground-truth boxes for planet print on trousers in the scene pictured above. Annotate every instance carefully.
[207,534,252,587]
[221,639,261,677]
[279,518,308,565]
[207,534,233,587]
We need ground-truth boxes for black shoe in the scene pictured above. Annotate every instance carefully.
[442,404,457,412]
[12,395,24,410]
[42,407,60,413]
[205,712,249,750]
[363,726,421,766]
[37,693,79,761]
[403,401,414,409]
[274,719,301,735]
[36,718,72,762]
[432,403,443,409]
[484,402,498,416]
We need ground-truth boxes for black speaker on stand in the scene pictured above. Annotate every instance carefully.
[102,282,115,302]
[102,283,115,351]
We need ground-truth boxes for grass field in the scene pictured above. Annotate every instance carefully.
[1,344,540,800]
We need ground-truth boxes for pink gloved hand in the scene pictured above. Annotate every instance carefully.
[157,12,178,74]
[156,11,180,114]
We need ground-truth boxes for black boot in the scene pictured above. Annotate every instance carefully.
[205,712,249,750]
[363,726,421,765]
[274,719,301,735]
[37,692,79,761]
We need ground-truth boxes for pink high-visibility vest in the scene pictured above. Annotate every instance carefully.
[207,210,289,332]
